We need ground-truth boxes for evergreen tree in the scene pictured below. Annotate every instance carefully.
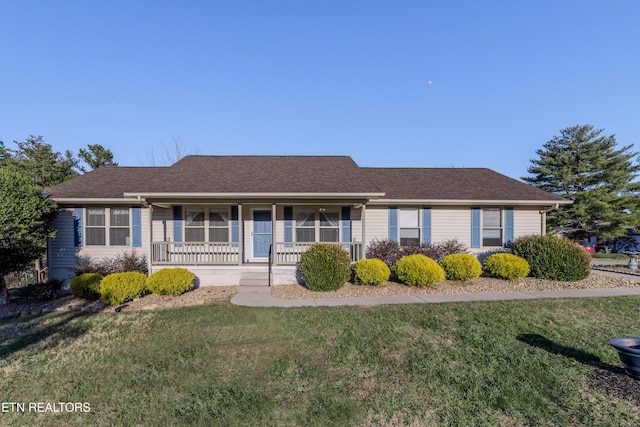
[523,125,640,239]
[0,135,79,188]
[0,168,60,303]
[78,143,118,172]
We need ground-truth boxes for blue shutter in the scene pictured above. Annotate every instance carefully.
[73,208,83,247]
[284,206,293,243]
[173,206,183,244]
[422,207,431,244]
[231,206,239,243]
[504,207,514,247]
[388,207,398,242]
[131,207,142,247]
[471,208,481,248]
[341,206,351,242]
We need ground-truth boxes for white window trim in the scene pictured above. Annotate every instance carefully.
[482,208,503,247]
[294,207,341,243]
[85,207,131,246]
[398,207,420,245]
[183,206,232,243]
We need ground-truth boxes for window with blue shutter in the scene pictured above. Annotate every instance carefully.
[73,208,83,247]
[284,206,293,244]
[422,207,431,244]
[471,208,481,248]
[230,206,239,243]
[504,208,514,247]
[341,207,351,243]
[173,205,183,245]
[131,207,142,247]
[388,207,398,242]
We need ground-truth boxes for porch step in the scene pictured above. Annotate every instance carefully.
[239,271,270,287]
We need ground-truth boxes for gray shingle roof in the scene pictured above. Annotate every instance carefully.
[363,167,567,202]
[46,156,567,204]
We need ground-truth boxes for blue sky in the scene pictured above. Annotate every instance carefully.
[1,1,639,180]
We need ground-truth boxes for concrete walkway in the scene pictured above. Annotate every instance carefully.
[230,270,640,308]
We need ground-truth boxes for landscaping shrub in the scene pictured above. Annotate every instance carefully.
[511,235,590,281]
[393,254,446,286]
[74,250,148,277]
[70,273,103,300]
[483,254,530,280]
[299,243,351,291]
[439,253,482,281]
[23,279,63,301]
[146,268,196,296]
[100,271,148,305]
[353,258,391,286]
[367,238,468,268]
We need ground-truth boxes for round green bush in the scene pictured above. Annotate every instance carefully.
[146,268,196,296]
[299,243,351,291]
[353,258,391,286]
[100,271,148,305]
[439,253,482,281]
[511,235,590,281]
[483,253,530,280]
[70,273,103,300]
[393,254,446,286]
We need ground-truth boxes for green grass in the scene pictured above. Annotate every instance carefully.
[2,298,640,426]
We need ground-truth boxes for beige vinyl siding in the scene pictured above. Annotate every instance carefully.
[363,205,391,249]
[514,208,542,238]
[431,207,472,247]
[152,207,173,242]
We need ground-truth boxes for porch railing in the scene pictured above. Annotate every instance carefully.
[151,241,363,266]
[275,242,363,265]
[152,242,240,265]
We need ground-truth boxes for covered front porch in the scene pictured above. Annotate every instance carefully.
[146,201,367,269]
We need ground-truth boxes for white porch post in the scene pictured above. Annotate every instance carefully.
[237,204,243,266]
[272,203,277,266]
[361,204,366,259]
[148,204,154,274]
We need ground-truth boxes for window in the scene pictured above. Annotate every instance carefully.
[209,210,229,242]
[110,208,130,245]
[183,207,232,243]
[399,208,420,246]
[86,208,106,245]
[185,209,205,242]
[296,210,315,242]
[294,209,341,243]
[483,208,502,246]
[319,211,339,242]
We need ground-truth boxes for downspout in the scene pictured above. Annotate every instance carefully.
[539,203,559,235]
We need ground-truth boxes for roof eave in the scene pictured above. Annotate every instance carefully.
[123,192,387,199]
[367,199,573,206]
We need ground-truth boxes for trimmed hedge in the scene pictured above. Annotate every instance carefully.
[439,253,482,281]
[100,271,148,305]
[70,273,103,300]
[353,258,391,286]
[511,235,590,281]
[146,268,196,296]
[366,238,468,267]
[394,254,446,286]
[299,243,351,291]
[483,254,530,280]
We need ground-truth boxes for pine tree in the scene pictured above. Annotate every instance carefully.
[523,125,640,239]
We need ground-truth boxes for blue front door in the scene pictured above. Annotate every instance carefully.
[253,210,272,258]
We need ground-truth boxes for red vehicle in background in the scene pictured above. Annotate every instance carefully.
[574,240,596,254]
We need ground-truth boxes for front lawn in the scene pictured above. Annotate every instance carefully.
[1,298,640,426]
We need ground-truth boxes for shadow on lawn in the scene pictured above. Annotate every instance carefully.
[0,312,91,358]
[517,333,624,375]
